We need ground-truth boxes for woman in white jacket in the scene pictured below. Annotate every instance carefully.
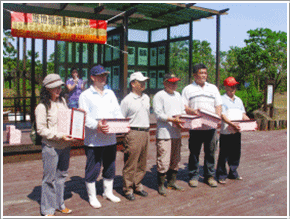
[35,74,76,216]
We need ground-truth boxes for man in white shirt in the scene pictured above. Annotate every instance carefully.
[216,77,250,184]
[153,73,186,196]
[120,72,150,201]
[182,63,222,187]
[79,65,123,209]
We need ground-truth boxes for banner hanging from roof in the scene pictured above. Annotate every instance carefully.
[10,11,107,44]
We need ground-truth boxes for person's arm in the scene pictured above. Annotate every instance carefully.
[182,88,199,115]
[67,79,79,92]
[215,105,222,117]
[35,104,67,140]
[242,113,250,120]
[78,92,99,130]
[221,114,240,132]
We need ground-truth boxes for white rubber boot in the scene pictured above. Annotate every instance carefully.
[102,178,121,203]
[85,181,102,208]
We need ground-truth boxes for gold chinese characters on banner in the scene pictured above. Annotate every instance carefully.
[11,12,107,44]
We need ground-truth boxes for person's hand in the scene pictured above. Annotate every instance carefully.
[185,106,200,116]
[62,135,77,142]
[230,122,241,132]
[98,119,109,134]
[169,116,185,129]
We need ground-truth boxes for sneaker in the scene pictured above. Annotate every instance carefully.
[188,178,198,187]
[228,175,243,180]
[134,190,148,197]
[206,177,218,187]
[124,193,135,201]
[218,179,226,184]
[56,207,72,214]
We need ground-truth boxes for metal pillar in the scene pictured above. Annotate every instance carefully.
[122,15,129,98]
[215,14,221,90]
[42,40,47,79]
[189,20,193,83]
[31,39,36,123]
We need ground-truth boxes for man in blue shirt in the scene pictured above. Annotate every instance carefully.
[216,77,250,184]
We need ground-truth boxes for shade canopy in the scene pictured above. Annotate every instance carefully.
[3,3,229,31]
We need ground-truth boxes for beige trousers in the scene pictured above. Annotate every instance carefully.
[156,138,182,174]
[122,130,149,195]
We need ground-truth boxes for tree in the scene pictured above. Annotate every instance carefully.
[242,28,287,92]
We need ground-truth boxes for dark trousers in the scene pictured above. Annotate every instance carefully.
[216,132,241,180]
[85,145,116,182]
[188,129,217,179]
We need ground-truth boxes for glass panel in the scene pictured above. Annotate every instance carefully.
[128,47,135,66]
[112,66,120,90]
[151,28,167,42]
[158,46,166,66]
[105,37,112,61]
[83,43,88,64]
[68,42,73,63]
[105,67,112,88]
[113,35,120,60]
[170,23,189,39]
[75,43,80,63]
[94,44,98,64]
[128,29,148,42]
[149,70,157,89]
[138,47,148,66]
[150,47,157,66]
[157,70,165,89]
[58,41,66,63]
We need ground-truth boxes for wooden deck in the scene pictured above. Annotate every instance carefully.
[2,129,288,217]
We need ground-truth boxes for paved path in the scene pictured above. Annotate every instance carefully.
[2,130,287,217]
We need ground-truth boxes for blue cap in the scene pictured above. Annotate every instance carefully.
[90,65,110,76]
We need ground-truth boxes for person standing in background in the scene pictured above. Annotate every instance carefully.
[66,68,86,108]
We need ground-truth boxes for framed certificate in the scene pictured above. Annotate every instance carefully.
[70,108,86,140]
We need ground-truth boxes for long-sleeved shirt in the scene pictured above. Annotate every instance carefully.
[78,85,124,147]
[153,90,185,139]
[35,97,72,149]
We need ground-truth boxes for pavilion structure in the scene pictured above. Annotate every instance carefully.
[3,3,229,123]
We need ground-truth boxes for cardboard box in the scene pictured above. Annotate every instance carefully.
[228,120,258,132]
[100,118,130,134]
[9,129,21,145]
[199,109,221,129]
[173,115,202,130]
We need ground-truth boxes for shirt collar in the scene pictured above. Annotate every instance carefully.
[90,85,109,95]
[192,81,209,87]
[131,92,143,99]
[225,93,236,101]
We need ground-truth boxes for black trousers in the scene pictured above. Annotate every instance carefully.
[216,132,241,180]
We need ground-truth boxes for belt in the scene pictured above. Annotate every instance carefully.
[130,127,150,132]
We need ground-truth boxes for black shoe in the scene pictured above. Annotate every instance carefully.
[125,193,135,201]
[134,190,148,197]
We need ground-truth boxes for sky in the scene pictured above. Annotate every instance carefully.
[3,1,289,61]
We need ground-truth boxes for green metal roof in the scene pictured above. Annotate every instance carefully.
[3,3,229,31]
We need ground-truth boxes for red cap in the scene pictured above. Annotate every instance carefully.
[224,77,239,87]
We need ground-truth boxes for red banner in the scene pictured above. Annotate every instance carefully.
[11,12,107,44]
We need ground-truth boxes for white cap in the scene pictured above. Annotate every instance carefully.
[130,72,149,82]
